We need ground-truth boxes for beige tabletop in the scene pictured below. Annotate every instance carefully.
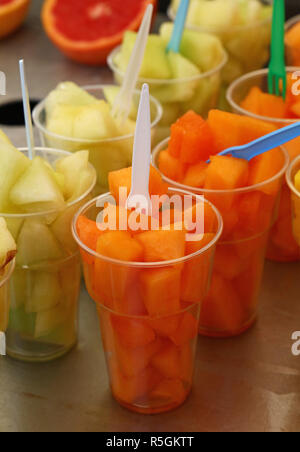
[0,0,300,433]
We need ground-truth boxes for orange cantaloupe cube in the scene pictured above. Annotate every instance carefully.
[170,312,199,346]
[285,21,300,48]
[158,149,186,182]
[169,111,216,164]
[241,86,287,118]
[151,342,181,378]
[247,148,284,195]
[208,110,276,152]
[77,216,102,264]
[214,244,247,280]
[111,316,156,349]
[200,273,246,334]
[116,337,163,377]
[108,166,168,203]
[136,229,186,262]
[148,314,181,338]
[179,343,194,383]
[182,162,208,187]
[97,231,144,261]
[140,267,181,316]
[205,155,249,190]
[181,233,215,303]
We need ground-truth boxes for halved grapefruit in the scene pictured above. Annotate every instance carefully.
[42,0,157,66]
[0,0,30,39]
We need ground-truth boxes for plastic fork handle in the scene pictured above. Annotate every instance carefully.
[167,0,190,53]
[128,84,152,199]
[219,122,300,161]
[112,4,153,118]
[269,0,285,70]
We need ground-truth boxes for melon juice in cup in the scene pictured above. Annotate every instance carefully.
[286,156,300,248]
[153,109,289,338]
[108,25,227,143]
[168,0,272,86]
[32,83,162,195]
[73,166,223,414]
[227,68,300,262]
[0,137,96,362]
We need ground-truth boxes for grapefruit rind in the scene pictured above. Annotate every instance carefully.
[0,0,30,39]
[41,0,157,65]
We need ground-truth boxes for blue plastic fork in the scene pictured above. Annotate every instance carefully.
[211,122,300,162]
[167,0,190,53]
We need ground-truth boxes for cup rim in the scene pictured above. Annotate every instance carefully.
[72,188,223,269]
[226,67,300,124]
[167,0,273,33]
[286,155,300,197]
[107,45,228,85]
[0,147,97,219]
[32,84,163,145]
[152,137,289,195]
[0,259,15,288]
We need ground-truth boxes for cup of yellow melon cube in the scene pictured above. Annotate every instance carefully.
[1,147,96,362]
[33,83,162,196]
[286,156,300,249]
[72,177,223,414]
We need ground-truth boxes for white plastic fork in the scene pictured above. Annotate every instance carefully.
[111,4,153,124]
[126,84,152,216]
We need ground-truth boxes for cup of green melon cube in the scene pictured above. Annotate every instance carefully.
[107,25,227,143]
[0,261,15,333]
[33,84,162,195]
[168,0,272,87]
[2,147,96,362]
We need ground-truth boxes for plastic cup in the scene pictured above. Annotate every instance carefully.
[108,47,227,144]
[286,155,300,248]
[3,148,96,362]
[0,260,15,333]
[285,15,300,66]
[153,139,289,338]
[227,67,300,262]
[32,85,162,195]
[72,189,223,414]
[168,0,272,85]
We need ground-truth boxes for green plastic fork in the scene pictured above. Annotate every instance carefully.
[268,0,287,99]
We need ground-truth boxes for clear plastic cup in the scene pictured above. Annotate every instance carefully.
[107,47,227,144]
[72,190,223,414]
[168,0,272,85]
[153,139,289,338]
[286,155,300,248]
[285,15,300,66]
[0,260,15,333]
[32,85,162,195]
[227,67,300,262]
[3,148,96,362]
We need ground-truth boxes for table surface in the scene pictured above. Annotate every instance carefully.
[1,1,300,433]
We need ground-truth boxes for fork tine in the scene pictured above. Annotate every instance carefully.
[275,75,280,96]
[281,75,287,100]
[268,71,274,95]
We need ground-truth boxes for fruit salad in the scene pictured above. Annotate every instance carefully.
[108,25,227,142]
[73,166,222,414]
[154,109,288,337]
[285,15,300,66]
[33,82,162,194]
[0,217,16,333]
[0,134,96,361]
[169,0,272,85]
[227,69,300,262]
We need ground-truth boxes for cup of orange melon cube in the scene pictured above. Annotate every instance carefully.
[73,166,223,414]
[227,68,300,262]
[153,109,289,338]
[286,156,300,249]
